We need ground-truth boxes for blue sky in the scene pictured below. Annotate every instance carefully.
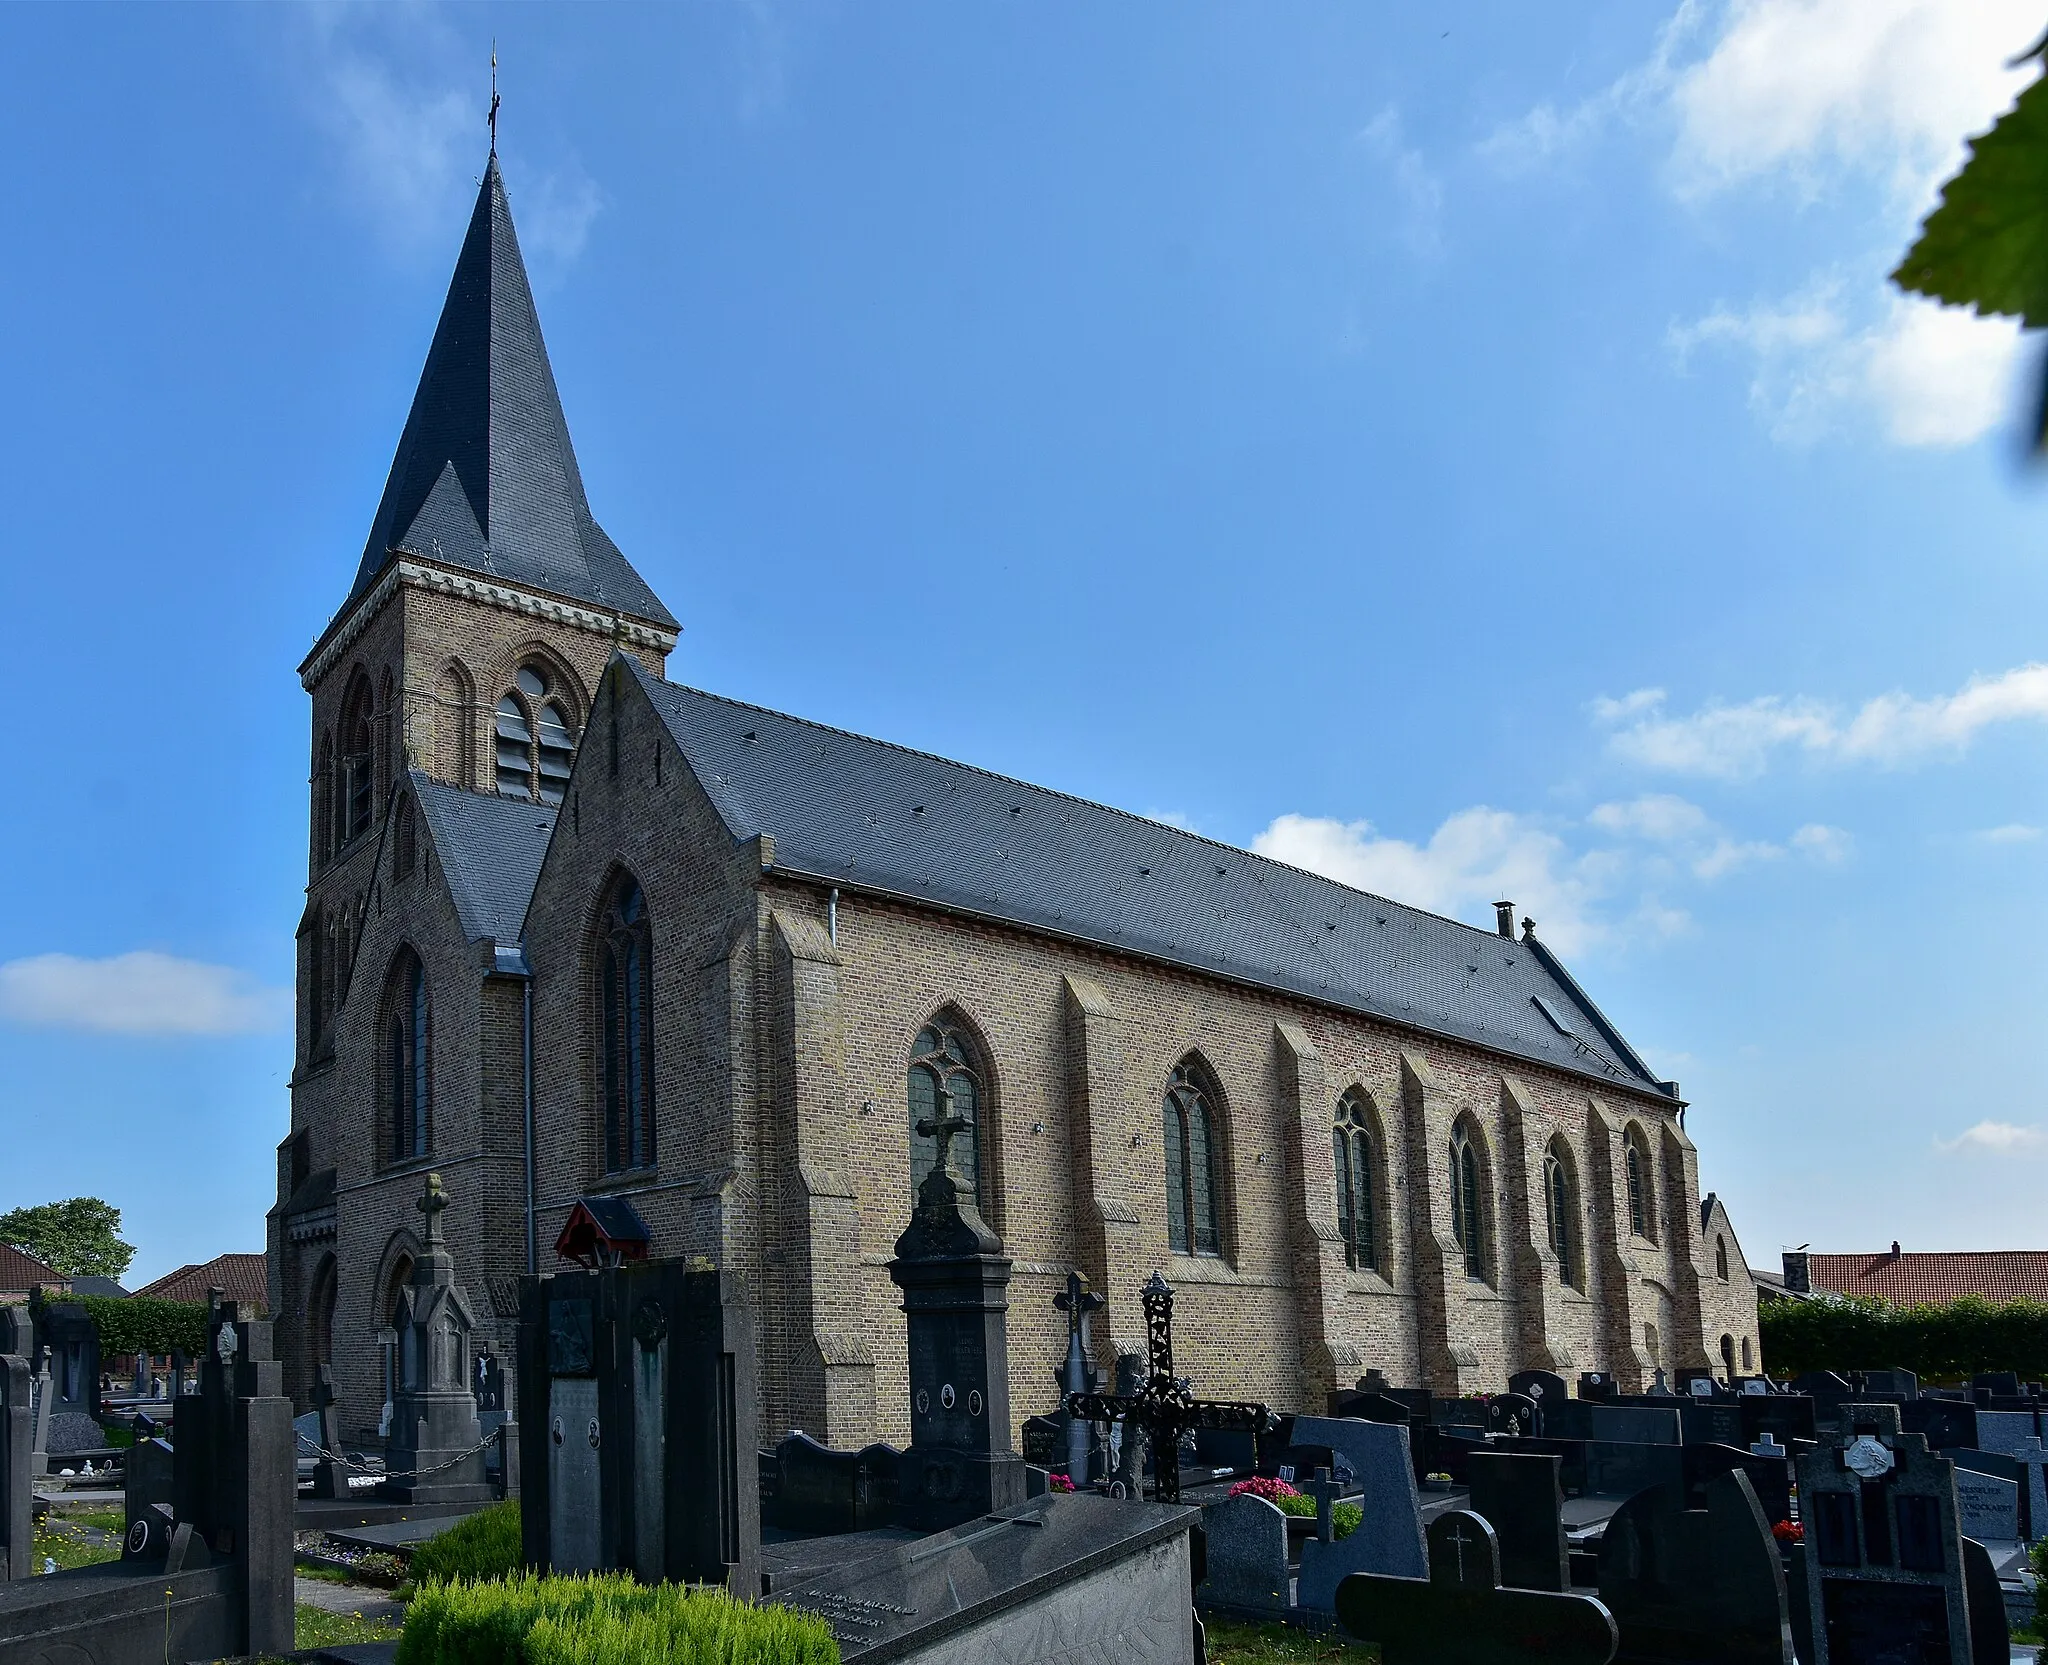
[1,1,2044,1286]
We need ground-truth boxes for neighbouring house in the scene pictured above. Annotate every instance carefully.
[1775,1245,2048,1307]
[69,1277,130,1299]
[134,1254,269,1310]
[0,1244,69,1303]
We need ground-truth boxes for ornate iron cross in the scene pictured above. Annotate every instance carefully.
[1065,1271,1274,1502]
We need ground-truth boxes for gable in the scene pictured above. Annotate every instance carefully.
[625,659,1672,1099]
[409,772,557,948]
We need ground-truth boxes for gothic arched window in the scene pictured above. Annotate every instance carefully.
[907,1014,986,1209]
[496,665,579,804]
[1544,1138,1578,1287]
[1625,1128,1655,1241]
[1448,1124,1486,1280]
[1716,1234,1730,1280]
[1721,1333,1738,1379]
[597,873,654,1172]
[393,794,417,881]
[1333,1093,1380,1272]
[385,952,430,1162]
[338,677,376,847]
[1741,1335,1754,1372]
[1163,1059,1223,1258]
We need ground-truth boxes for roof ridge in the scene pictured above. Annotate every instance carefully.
[635,665,1535,951]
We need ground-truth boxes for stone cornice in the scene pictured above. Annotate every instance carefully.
[300,558,679,689]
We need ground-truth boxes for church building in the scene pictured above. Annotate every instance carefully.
[268,156,1761,1444]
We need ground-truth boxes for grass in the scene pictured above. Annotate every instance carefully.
[296,1602,404,1650]
[31,1510,126,1572]
[406,1499,524,1585]
[1205,1616,1378,1663]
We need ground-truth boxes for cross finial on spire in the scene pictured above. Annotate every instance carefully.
[488,42,500,155]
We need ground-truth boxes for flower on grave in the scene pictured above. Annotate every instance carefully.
[1048,1473,1076,1493]
[1772,1520,1804,1543]
[1426,1473,1453,1484]
[1229,1475,1300,1501]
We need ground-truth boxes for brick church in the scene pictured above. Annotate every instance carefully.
[267,155,1761,1443]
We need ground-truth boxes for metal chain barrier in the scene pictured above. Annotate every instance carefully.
[295,1430,499,1483]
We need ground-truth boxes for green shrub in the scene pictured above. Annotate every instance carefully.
[28,1293,208,1360]
[1270,1493,1360,1539]
[1759,1293,2048,1381]
[397,1572,838,1665]
[407,1500,524,1584]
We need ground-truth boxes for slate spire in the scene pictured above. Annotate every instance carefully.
[347,155,675,630]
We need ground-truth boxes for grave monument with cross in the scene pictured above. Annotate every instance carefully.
[1053,1271,1105,1481]
[887,1100,1028,1530]
[1066,1271,1275,1503]
[383,1172,493,1504]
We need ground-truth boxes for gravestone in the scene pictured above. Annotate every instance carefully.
[1971,1374,2020,1401]
[1596,1470,1794,1665]
[1970,1411,2039,1460]
[1795,1404,1974,1665]
[1742,1394,1817,1449]
[0,1308,27,1582]
[1945,1454,2019,1545]
[1053,1271,1105,1481]
[890,1102,1027,1530]
[1485,1392,1540,1440]
[1594,1406,1682,1446]
[1685,1442,1792,1530]
[1859,1370,1919,1400]
[1295,1417,1428,1612]
[1335,1508,1619,1665]
[1904,1399,1976,1454]
[2003,1437,2048,1542]
[35,1303,99,1421]
[1680,1401,1747,1448]
[1508,1371,1571,1434]
[1198,1492,1291,1614]
[1580,1373,1619,1402]
[770,1432,902,1534]
[1469,1449,1568,1592]
[308,1364,345,1500]
[1958,1540,2009,1665]
[517,1255,760,1593]
[383,1173,492,1504]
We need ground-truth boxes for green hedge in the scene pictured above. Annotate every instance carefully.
[397,1572,838,1665]
[408,1501,523,1584]
[1272,1493,1362,1539]
[67,1296,209,1360]
[1760,1293,2048,1381]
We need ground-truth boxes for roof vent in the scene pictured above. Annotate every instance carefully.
[1215,865,1227,876]
[743,730,758,743]
[1494,900,1515,938]
[912,805,926,816]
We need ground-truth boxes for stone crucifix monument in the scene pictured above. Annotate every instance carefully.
[382,1173,493,1504]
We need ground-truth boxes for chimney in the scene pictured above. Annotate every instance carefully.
[1495,900,1516,939]
[1890,1240,1901,1259]
[1783,1251,1809,1293]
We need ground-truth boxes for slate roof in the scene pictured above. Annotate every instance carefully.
[628,661,1671,1097]
[0,1244,68,1298]
[133,1254,269,1309]
[411,772,556,945]
[345,155,675,631]
[1805,1251,2048,1307]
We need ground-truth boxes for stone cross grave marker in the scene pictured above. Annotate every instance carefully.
[1052,1271,1104,1481]
[1336,1507,1619,1665]
[1305,1465,1342,1544]
[1596,1470,1793,1665]
[1066,1272,1273,1504]
[1795,1403,1977,1665]
[1469,1449,1569,1592]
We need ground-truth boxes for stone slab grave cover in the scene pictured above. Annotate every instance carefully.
[1596,1469,1794,1665]
[1336,1507,1619,1665]
[1198,1491,1291,1615]
[1469,1450,1569,1592]
[516,1253,759,1594]
[1795,1402,1984,1665]
[1293,1416,1428,1613]
[771,1492,1202,1665]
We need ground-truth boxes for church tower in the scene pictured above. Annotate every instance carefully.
[291,154,676,1076]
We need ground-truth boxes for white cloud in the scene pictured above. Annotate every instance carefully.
[0,952,288,1037]
[1254,808,1609,955]
[1977,823,2043,843]
[1791,823,1854,863]
[1595,664,2048,776]
[1934,1119,2048,1154]
[1357,109,1444,258]
[1692,837,1783,880]
[1479,3,1704,173]
[516,165,607,264]
[1588,793,1714,843]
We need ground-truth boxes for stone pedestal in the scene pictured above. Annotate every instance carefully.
[887,1110,1026,1533]
[383,1174,492,1505]
[0,1308,29,1582]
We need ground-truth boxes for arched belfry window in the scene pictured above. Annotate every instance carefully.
[1716,1235,1730,1281]
[1624,1128,1655,1241]
[385,951,430,1162]
[1448,1123,1486,1280]
[1544,1138,1579,1288]
[907,1014,986,1210]
[1333,1092,1380,1272]
[338,677,376,848]
[496,665,579,804]
[1163,1058,1223,1258]
[597,873,654,1172]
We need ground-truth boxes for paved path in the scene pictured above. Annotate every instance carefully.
[295,1576,404,1627]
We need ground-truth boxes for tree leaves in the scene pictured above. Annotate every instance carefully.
[1895,69,2048,326]
[0,1197,137,1280]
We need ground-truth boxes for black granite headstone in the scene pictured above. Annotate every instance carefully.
[1485,1393,1540,1441]
[1683,1443,1792,1530]
[1335,1508,1619,1665]
[1469,1450,1569,1592]
[1597,1470,1794,1665]
[0,1308,27,1583]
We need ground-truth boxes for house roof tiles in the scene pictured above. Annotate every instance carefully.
[133,1254,269,1309]
[1805,1251,2048,1307]
[0,1244,68,1297]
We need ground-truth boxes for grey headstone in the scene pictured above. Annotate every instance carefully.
[1199,1492,1291,1613]
[1294,1417,1427,1611]
[1597,1471,1793,1665]
[2007,1437,2048,1543]
[1969,1412,2039,1459]
[1950,1465,2019,1545]
[1469,1451,1569,1592]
